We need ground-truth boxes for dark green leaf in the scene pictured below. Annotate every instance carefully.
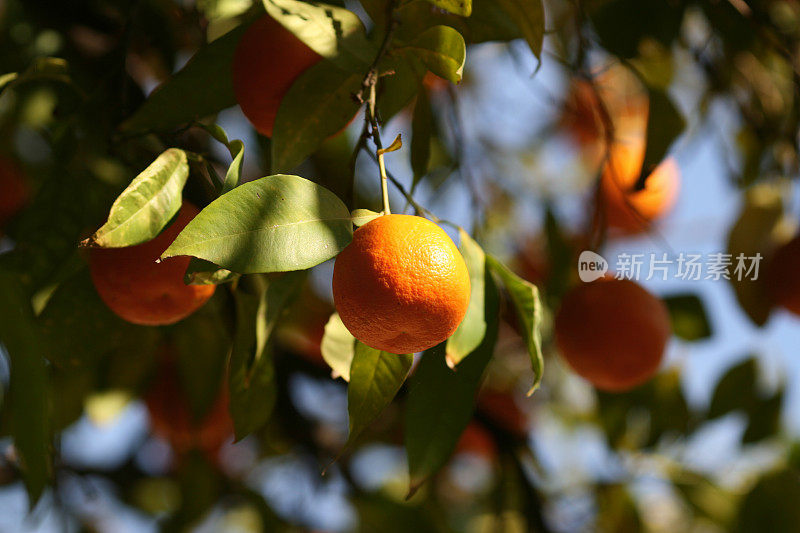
[742,389,783,444]
[637,89,685,184]
[271,61,362,172]
[172,298,232,420]
[0,271,51,506]
[346,342,412,446]
[119,25,247,133]
[411,88,433,188]
[405,267,499,496]
[376,50,427,123]
[736,469,800,533]
[589,0,684,59]
[162,175,353,273]
[446,230,486,366]
[262,0,374,71]
[663,294,712,341]
[495,0,545,60]
[398,25,466,84]
[82,149,189,248]
[229,272,304,440]
[486,255,544,394]
[423,0,471,16]
[726,184,788,326]
[39,269,158,368]
[197,123,245,194]
[708,358,757,419]
[0,57,74,96]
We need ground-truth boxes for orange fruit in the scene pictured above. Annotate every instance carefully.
[454,422,497,462]
[600,139,680,233]
[145,357,232,458]
[89,202,215,326]
[476,389,527,438]
[0,157,29,230]
[232,15,322,137]
[561,64,649,150]
[554,278,670,392]
[766,234,800,316]
[332,214,471,354]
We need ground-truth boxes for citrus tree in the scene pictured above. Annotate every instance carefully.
[1,0,800,530]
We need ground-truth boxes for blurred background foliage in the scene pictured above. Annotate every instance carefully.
[1,0,800,531]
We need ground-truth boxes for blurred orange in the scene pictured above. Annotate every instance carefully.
[454,422,497,462]
[561,63,649,153]
[599,139,680,233]
[0,157,29,231]
[766,234,800,316]
[554,277,670,392]
[145,355,233,461]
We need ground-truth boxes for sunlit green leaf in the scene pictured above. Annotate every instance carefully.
[83,149,189,248]
[346,342,412,447]
[398,25,466,84]
[262,0,374,71]
[486,255,544,395]
[446,230,487,366]
[351,209,382,227]
[162,175,353,273]
[184,258,238,286]
[320,312,356,381]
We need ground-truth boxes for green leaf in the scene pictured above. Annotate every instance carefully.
[486,255,544,395]
[262,0,374,71]
[446,230,487,366]
[271,61,362,172]
[736,469,800,533]
[405,267,499,496]
[229,272,304,440]
[495,0,545,60]
[589,0,684,59]
[708,357,757,419]
[83,149,189,248]
[376,50,427,122]
[424,0,471,16]
[411,88,433,188]
[0,57,74,96]
[663,294,712,341]
[162,174,353,273]
[351,209,382,227]
[39,269,158,368]
[637,89,685,184]
[346,342,412,447]
[742,389,783,444]
[184,258,238,285]
[119,25,246,133]
[197,123,245,194]
[320,312,356,381]
[398,25,466,84]
[172,298,232,420]
[726,184,792,326]
[0,271,51,506]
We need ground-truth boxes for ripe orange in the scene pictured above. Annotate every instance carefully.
[554,278,670,392]
[145,357,232,457]
[89,202,216,326]
[0,157,29,230]
[332,214,471,354]
[600,139,680,233]
[765,234,800,316]
[232,15,322,137]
